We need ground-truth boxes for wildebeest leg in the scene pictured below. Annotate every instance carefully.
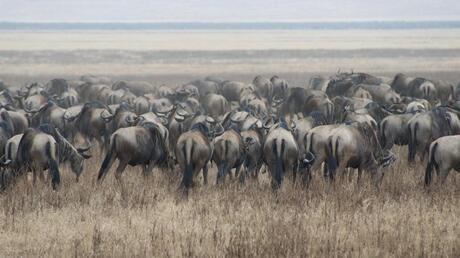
[235,165,241,179]
[114,161,128,185]
[143,161,156,178]
[202,164,208,185]
[38,169,45,183]
[292,163,297,184]
[32,170,38,186]
[322,162,329,180]
[438,167,450,184]
[357,168,363,184]
[348,168,354,183]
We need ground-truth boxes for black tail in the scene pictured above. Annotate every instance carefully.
[425,142,438,186]
[46,141,60,190]
[326,138,339,181]
[97,135,117,181]
[408,122,418,162]
[181,143,194,189]
[272,139,285,189]
[216,162,228,185]
[380,120,387,149]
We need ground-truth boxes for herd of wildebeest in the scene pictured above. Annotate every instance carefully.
[0,72,459,194]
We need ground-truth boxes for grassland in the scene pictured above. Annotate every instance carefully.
[0,149,459,257]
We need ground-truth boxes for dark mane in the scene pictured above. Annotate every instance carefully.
[432,107,452,136]
[0,121,13,137]
[191,122,209,135]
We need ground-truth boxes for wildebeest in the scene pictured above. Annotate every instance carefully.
[253,75,273,100]
[263,118,299,189]
[379,113,415,150]
[326,123,395,185]
[280,87,333,122]
[213,127,247,184]
[240,128,263,180]
[425,135,460,185]
[97,122,168,183]
[12,124,91,189]
[407,107,460,162]
[202,93,229,119]
[68,101,112,150]
[176,122,215,194]
[304,124,340,181]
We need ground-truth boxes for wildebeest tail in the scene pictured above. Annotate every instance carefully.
[408,122,418,162]
[425,142,438,186]
[46,141,60,190]
[182,139,194,189]
[97,134,117,181]
[380,120,387,149]
[326,137,339,180]
[272,138,285,188]
[216,140,230,184]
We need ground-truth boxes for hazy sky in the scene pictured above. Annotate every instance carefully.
[1,0,459,22]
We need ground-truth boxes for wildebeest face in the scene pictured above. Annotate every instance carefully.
[379,150,396,168]
[69,147,91,180]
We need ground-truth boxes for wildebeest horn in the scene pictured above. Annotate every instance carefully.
[24,106,39,113]
[156,105,175,117]
[80,153,92,159]
[303,152,315,164]
[206,116,216,124]
[125,115,137,125]
[1,159,12,166]
[174,114,185,122]
[213,123,224,136]
[0,154,11,167]
[100,110,114,122]
[136,115,145,123]
[176,108,190,117]
[77,145,91,153]
[262,117,274,129]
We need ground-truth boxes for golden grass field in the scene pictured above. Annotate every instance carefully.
[0,30,459,257]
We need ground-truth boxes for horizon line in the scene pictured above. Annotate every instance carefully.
[2,20,460,24]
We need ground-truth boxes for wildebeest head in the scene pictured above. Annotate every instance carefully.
[0,91,15,108]
[39,123,91,180]
[142,122,170,167]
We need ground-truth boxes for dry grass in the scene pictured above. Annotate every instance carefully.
[0,148,459,257]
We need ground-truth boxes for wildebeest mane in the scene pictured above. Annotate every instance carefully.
[308,111,327,127]
[191,122,209,136]
[0,121,13,138]
[431,107,452,136]
[142,122,168,165]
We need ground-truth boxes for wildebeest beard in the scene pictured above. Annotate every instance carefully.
[355,123,383,159]
[432,107,453,136]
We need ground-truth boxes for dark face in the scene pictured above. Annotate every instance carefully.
[70,155,85,178]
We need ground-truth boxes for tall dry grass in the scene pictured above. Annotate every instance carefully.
[0,148,458,257]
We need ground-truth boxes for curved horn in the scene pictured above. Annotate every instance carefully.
[213,123,224,136]
[77,145,91,153]
[205,116,216,124]
[174,114,185,122]
[100,110,114,122]
[176,108,189,117]
[125,114,137,125]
